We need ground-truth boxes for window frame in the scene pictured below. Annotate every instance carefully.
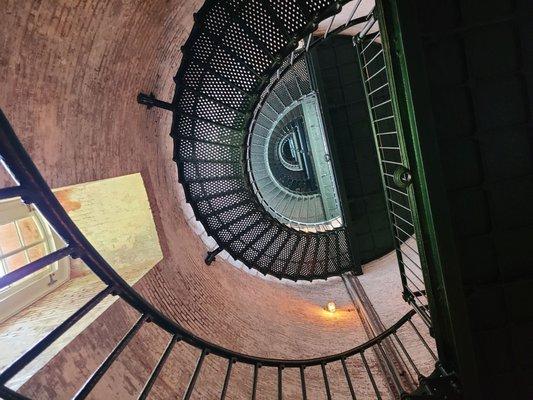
[0,199,70,322]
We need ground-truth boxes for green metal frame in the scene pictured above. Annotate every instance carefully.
[377,0,481,397]
[354,11,433,328]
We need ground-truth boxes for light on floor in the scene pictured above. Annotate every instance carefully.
[326,301,336,313]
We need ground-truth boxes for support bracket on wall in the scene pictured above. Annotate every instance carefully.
[137,92,173,111]
[205,247,223,265]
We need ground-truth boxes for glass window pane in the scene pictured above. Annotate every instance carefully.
[0,205,54,288]
[27,243,46,262]
[0,222,22,254]
[17,217,42,245]
[5,251,27,273]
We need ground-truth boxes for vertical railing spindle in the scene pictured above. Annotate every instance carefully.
[220,359,234,400]
[360,351,382,400]
[376,343,404,396]
[137,334,180,400]
[324,14,336,38]
[408,320,437,360]
[73,314,148,400]
[345,0,363,25]
[251,364,260,400]
[277,366,283,400]
[305,33,313,52]
[299,366,307,400]
[321,363,332,400]
[341,358,357,399]
[392,333,421,377]
[183,348,208,400]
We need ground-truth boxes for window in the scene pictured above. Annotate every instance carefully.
[0,199,69,322]
[0,206,51,283]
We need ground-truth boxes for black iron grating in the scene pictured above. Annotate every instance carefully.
[172,0,355,280]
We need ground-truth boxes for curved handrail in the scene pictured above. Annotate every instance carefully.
[0,108,415,370]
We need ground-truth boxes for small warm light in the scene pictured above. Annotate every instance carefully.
[326,301,336,313]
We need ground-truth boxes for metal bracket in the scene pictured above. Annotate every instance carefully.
[205,247,223,265]
[137,92,174,111]
[404,365,462,400]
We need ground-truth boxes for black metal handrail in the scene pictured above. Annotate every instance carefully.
[0,109,439,399]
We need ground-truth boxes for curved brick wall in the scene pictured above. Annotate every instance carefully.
[0,2,390,398]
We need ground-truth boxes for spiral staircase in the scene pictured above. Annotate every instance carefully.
[0,0,471,399]
[164,0,365,281]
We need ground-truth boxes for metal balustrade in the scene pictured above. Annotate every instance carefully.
[243,7,386,240]
[0,108,453,399]
[354,10,431,327]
